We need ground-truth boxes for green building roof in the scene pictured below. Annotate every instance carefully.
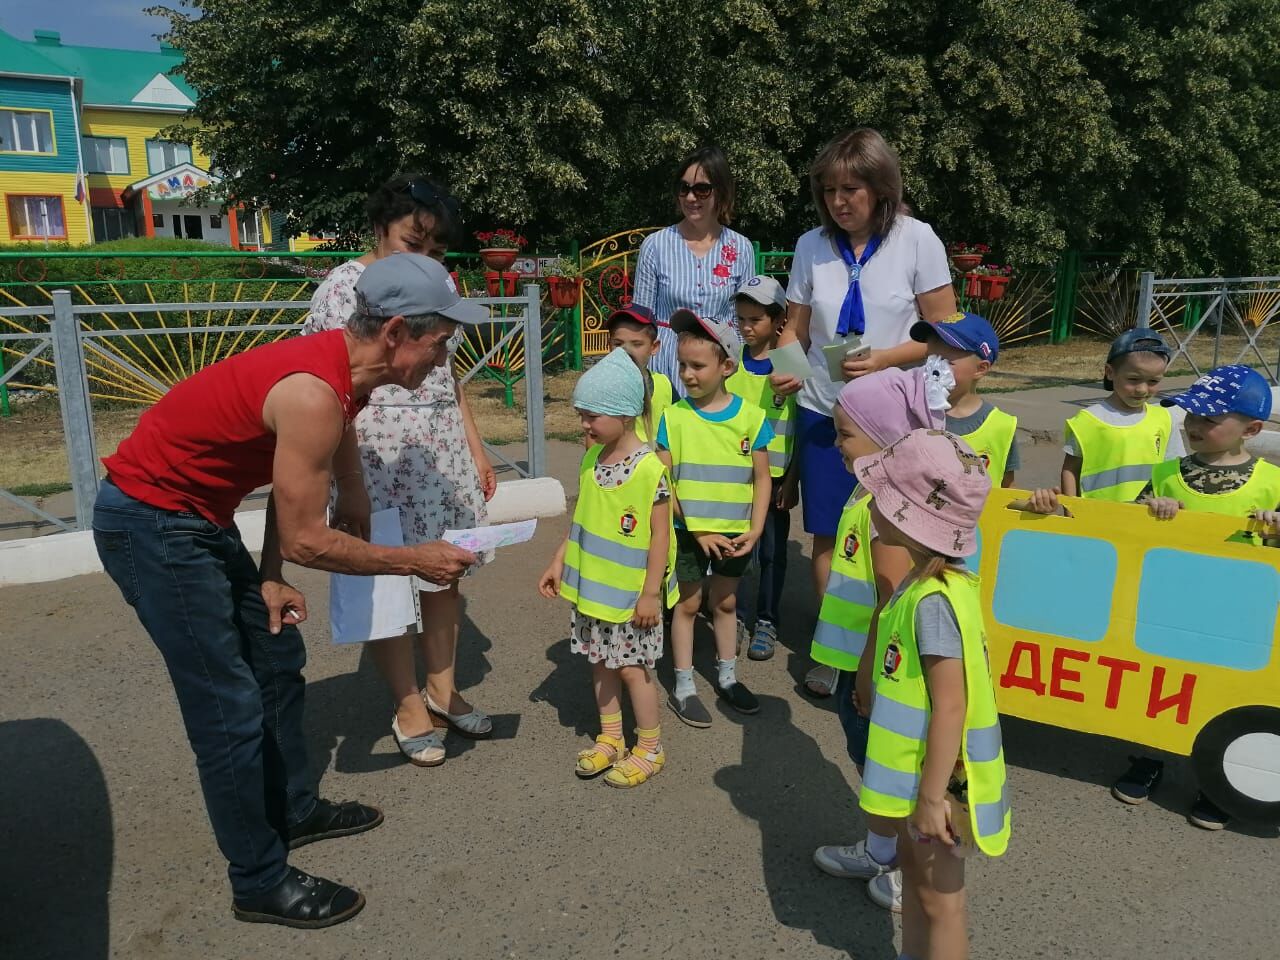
[0,28,72,81]
[1,28,197,110]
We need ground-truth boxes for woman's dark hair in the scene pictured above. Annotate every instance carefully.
[809,129,903,237]
[674,145,736,225]
[364,174,456,243]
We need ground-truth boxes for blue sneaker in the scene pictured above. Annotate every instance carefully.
[748,621,777,661]
[1111,756,1164,805]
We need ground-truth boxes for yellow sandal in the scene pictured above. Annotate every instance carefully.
[575,734,624,778]
[604,745,665,789]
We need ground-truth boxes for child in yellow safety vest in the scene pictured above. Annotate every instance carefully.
[1060,328,1184,500]
[657,309,773,728]
[910,312,1020,486]
[810,366,947,913]
[591,305,675,445]
[853,428,1009,957]
[726,275,797,661]
[538,348,676,789]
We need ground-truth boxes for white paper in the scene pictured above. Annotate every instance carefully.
[765,339,814,381]
[443,518,538,553]
[329,508,418,645]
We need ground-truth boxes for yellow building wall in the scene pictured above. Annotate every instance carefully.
[288,234,336,252]
[79,107,210,198]
[0,170,91,244]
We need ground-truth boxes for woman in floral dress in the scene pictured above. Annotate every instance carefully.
[303,175,496,767]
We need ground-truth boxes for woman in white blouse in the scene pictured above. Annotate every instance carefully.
[772,128,958,696]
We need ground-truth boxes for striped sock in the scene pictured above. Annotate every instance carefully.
[599,711,623,743]
[628,724,663,775]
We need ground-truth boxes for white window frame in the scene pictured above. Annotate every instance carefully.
[7,195,67,239]
[146,139,193,174]
[0,108,56,154]
[82,135,129,174]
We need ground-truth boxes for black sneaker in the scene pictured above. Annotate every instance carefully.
[233,867,365,929]
[1188,792,1231,831]
[1111,756,1164,805]
[670,692,713,728]
[288,798,384,849]
[716,681,760,715]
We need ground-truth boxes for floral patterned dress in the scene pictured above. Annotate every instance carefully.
[569,446,669,669]
[303,260,489,583]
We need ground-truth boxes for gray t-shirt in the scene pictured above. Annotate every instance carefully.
[887,579,964,660]
[947,400,1021,473]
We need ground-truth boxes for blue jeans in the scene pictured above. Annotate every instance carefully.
[93,480,316,897]
[737,480,790,627]
[835,667,871,769]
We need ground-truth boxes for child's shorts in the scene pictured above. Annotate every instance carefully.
[835,668,871,768]
[674,527,753,582]
[796,406,858,537]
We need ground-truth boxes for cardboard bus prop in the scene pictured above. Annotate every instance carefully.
[978,488,1280,824]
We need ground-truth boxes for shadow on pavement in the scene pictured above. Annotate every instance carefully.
[714,694,897,959]
[0,718,112,960]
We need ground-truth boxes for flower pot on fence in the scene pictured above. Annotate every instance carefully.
[547,276,582,308]
[964,273,981,299]
[479,247,519,271]
[485,270,518,297]
[951,253,983,271]
[450,270,460,290]
[978,276,1010,301]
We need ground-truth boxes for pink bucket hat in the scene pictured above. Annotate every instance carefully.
[853,428,991,557]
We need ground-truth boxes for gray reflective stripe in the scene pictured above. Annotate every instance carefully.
[768,450,790,470]
[676,463,753,484]
[974,787,1010,838]
[870,694,929,742]
[679,499,751,521]
[562,563,638,611]
[1080,463,1152,493]
[965,723,1003,763]
[767,417,794,438]
[813,618,867,655]
[825,571,876,607]
[861,757,920,801]
[569,523,648,569]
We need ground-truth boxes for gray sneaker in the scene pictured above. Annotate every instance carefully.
[670,692,712,728]
[813,840,896,879]
[748,621,777,661]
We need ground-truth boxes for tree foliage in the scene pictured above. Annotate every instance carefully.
[153,0,1280,272]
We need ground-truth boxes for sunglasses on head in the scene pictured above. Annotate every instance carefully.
[406,180,460,217]
[677,180,713,199]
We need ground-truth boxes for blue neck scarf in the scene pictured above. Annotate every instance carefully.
[833,232,882,337]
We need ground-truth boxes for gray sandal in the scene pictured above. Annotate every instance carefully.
[391,717,446,767]
[425,693,494,739]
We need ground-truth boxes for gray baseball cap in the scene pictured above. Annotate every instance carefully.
[355,253,488,325]
[671,308,739,359]
[735,274,786,310]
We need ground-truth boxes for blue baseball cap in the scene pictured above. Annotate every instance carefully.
[910,312,999,362]
[1161,365,1273,420]
[607,303,658,328]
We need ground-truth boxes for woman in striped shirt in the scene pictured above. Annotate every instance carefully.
[631,146,755,387]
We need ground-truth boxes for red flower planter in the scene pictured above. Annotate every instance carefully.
[547,276,582,308]
[951,253,983,271]
[479,247,519,271]
[485,271,519,297]
[449,270,461,290]
[978,276,1010,301]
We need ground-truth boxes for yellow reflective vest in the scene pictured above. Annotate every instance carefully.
[860,571,1011,857]
[637,372,674,445]
[661,398,766,535]
[1068,404,1172,501]
[726,350,796,478]
[812,493,877,671]
[955,405,1017,482]
[1151,457,1280,539]
[560,445,677,622]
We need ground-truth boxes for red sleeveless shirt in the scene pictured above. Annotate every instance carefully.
[104,329,360,527]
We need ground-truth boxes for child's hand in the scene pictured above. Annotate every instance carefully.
[694,532,734,560]
[729,530,760,557]
[633,592,660,629]
[854,664,872,718]
[768,373,803,397]
[537,562,563,599]
[910,795,956,847]
[776,474,799,511]
[1144,496,1183,521]
[1253,510,1280,532]
[1014,488,1062,515]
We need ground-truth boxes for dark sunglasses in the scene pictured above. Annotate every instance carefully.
[406,180,460,217]
[677,180,713,199]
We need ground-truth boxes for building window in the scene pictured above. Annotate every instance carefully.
[146,139,192,174]
[0,109,55,154]
[238,210,262,247]
[152,213,164,228]
[82,135,129,174]
[92,206,136,242]
[6,195,67,239]
[209,215,222,229]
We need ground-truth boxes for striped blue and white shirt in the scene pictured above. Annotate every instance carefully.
[631,224,754,387]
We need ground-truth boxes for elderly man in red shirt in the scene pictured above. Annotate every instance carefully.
[94,254,485,929]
